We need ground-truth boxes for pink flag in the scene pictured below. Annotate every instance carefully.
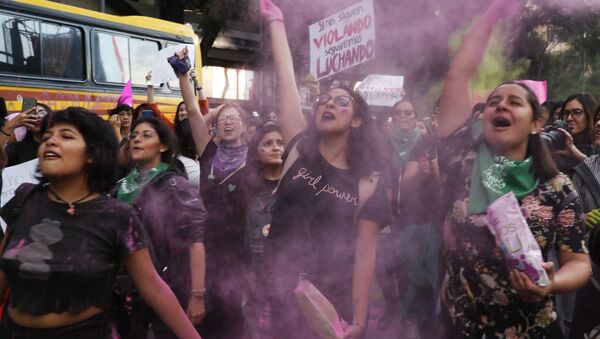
[516,80,547,104]
[117,80,133,107]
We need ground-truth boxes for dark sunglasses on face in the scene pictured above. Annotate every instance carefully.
[314,94,354,107]
[560,109,584,120]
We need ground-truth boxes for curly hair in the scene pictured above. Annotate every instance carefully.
[303,85,383,178]
[38,107,119,193]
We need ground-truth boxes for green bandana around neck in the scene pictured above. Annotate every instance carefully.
[390,127,421,169]
[117,162,170,205]
[468,142,539,214]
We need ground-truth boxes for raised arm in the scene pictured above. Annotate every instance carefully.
[146,71,156,104]
[260,0,306,145]
[437,0,521,137]
[172,49,212,156]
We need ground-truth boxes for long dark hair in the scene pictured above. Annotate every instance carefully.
[304,85,383,178]
[130,116,176,164]
[174,101,198,159]
[38,107,118,193]
[246,124,283,169]
[487,82,559,182]
[109,104,132,117]
[561,93,598,145]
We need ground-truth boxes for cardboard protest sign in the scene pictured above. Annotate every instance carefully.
[150,44,195,86]
[1,159,38,231]
[309,0,375,80]
[356,74,404,107]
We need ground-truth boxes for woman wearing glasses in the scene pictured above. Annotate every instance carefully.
[554,93,599,176]
[169,49,251,338]
[259,1,392,338]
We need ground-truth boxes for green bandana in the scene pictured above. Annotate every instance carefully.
[117,163,170,205]
[390,127,421,169]
[468,142,538,214]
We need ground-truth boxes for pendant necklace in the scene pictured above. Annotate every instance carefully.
[48,188,95,215]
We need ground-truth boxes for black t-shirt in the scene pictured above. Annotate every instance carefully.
[6,133,39,167]
[203,165,276,276]
[0,184,149,315]
[265,133,392,316]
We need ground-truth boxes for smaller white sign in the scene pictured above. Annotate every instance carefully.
[1,159,38,232]
[355,74,404,107]
[151,44,195,86]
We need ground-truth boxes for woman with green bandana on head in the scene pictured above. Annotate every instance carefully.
[436,0,591,338]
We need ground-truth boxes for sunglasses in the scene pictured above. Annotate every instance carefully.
[560,109,584,120]
[314,94,354,107]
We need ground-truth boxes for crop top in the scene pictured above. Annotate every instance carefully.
[0,184,149,315]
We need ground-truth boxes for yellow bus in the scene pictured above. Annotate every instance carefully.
[0,0,202,120]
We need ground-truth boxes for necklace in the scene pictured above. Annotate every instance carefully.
[47,188,95,215]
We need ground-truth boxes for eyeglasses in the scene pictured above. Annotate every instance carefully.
[217,115,242,124]
[560,109,584,120]
[393,109,415,117]
[314,94,354,107]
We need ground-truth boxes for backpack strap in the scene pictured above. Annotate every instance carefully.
[574,162,600,208]
[354,172,380,225]
[0,183,38,255]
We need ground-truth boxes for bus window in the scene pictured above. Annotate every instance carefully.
[92,31,130,84]
[41,22,84,80]
[130,38,159,86]
[0,13,41,75]
[0,13,84,80]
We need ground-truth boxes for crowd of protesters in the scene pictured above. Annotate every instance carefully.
[0,0,597,338]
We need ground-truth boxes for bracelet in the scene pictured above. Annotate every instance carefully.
[269,18,284,24]
[191,288,206,298]
[0,128,10,137]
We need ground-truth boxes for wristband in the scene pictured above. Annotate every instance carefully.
[269,18,284,23]
[191,288,206,298]
[0,128,11,137]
